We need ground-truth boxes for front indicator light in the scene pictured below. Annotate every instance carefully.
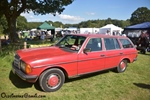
[25,64,32,74]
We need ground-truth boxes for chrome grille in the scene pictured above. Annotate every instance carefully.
[14,54,20,69]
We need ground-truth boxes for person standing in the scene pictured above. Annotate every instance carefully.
[138,31,149,54]
[40,31,45,40]
[106,30,111,35]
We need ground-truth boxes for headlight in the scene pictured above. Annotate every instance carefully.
[20,61,32,74]
[20,61,26,71]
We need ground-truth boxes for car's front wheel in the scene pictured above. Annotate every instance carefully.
[39,68,65,92]
[116,60,127,73]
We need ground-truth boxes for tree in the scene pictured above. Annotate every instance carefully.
[105,18,112,25]
[26,22,42,30]
[0,15,8,35]
[121,19,130,28]
[0,0,74,42]
[130,7,150,25]
[53,21,63,28]
[17,16,27,31]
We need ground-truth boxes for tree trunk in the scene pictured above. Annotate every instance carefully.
[6,15,18,43]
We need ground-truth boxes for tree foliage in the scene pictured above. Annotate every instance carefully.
[130,7,150,25]
[27,22,42,30]
[17,16,27,31]
[0,15,8,35]
[0,0,74,42]
[53,21,63,28]
[77,19,130,28]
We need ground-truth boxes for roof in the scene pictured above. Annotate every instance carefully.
[37,22,55,30]
[65,33,127,39]
[124,22,150,30]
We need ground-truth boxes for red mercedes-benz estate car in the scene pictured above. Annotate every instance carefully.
[12,34,137,92]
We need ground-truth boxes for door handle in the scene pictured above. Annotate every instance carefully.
[100,54,105,57]
[120,52,123,55]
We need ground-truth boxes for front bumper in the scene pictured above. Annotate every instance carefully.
[12,63,38,83]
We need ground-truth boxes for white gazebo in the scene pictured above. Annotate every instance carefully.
[99,24,123,35]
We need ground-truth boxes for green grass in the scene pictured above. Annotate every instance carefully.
[0,48,150,100]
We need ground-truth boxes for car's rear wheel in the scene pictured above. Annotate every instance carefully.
[116,60,127,73]
[39,68,65,92]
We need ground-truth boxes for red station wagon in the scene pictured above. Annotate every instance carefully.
[12,34,138,92]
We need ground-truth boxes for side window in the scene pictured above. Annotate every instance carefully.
[86,38,102,51]
[104,38,120,50]
[119,39,133,48]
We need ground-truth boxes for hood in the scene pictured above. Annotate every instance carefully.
[16,46,75,66]
[17,46,65,57]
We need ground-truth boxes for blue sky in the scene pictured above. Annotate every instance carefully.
[21,0,150,24]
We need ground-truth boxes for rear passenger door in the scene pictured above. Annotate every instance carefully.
[104,38,122,69]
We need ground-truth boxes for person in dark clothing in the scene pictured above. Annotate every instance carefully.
[138,31,149,54]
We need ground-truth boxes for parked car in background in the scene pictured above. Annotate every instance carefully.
[12,34,138,92]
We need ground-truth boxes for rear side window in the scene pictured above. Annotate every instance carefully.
[104,38,121,50]
[119,39,133,48]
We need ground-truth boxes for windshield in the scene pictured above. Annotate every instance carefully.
[55,35,86,51]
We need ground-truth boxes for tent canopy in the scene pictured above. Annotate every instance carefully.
[124,22,150,30]
[37,22,55,30]
[99,24,123,35]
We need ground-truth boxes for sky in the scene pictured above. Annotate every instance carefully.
[21,0,150,24]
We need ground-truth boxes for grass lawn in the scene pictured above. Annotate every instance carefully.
[0,45,150,100]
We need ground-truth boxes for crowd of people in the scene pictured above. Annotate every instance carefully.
[105,30,126,36]
[20,30,55,42]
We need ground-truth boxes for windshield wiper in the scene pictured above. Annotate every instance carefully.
[58,44,65,48]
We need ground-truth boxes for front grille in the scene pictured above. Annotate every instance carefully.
[14,54,20,69]
[15,54,20,59]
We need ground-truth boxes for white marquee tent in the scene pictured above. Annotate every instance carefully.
[80,28,99,34]
[99,24,123,35]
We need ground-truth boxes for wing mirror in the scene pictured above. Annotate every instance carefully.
[83,48,91,54]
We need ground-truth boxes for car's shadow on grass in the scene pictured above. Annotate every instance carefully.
[9,70,43,91]
[133,83,150,90]
[9,69,111,92]
[65,70,110,83]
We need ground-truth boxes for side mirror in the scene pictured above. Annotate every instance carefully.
[83,48,91,54]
